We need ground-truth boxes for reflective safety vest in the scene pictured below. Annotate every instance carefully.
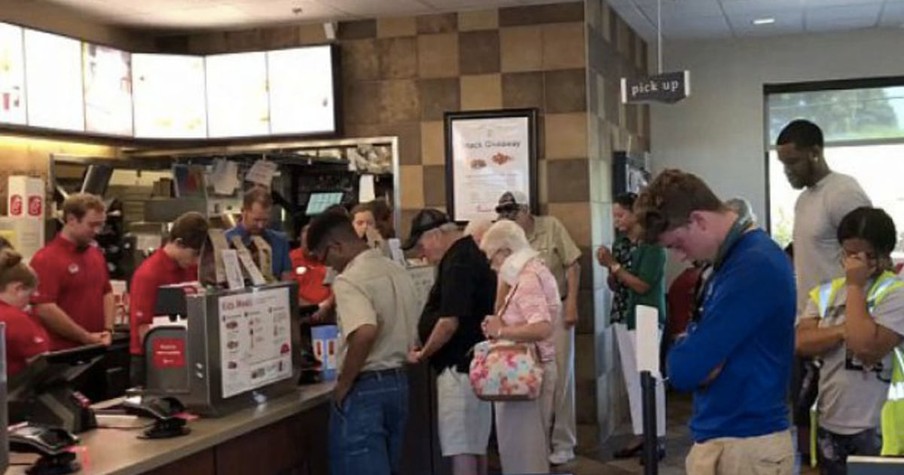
[807,271,904,462]
[883,346,904,455]
[809,271,904,318]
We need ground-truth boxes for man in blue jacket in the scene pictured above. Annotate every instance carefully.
[635,169,796,475]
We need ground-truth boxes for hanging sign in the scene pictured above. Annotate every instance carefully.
[621,71,690,104]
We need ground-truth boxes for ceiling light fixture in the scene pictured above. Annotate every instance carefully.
[752,17,776,26]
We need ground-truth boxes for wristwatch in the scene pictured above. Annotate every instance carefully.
[609,263,622,275]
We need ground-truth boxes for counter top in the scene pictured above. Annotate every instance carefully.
[7,382,334,475]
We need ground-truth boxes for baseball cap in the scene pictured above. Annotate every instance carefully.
[402,208,451,251]
[495,190,529,214]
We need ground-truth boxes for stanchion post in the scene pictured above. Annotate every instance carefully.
[641,370,658,475]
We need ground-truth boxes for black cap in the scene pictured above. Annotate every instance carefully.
[495,190,529,214]
[402,209,451,250]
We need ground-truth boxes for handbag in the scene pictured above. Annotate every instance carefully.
[468,284,544,402]
[881,347,904,456]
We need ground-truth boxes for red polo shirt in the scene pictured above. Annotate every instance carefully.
[289,248,331,305]
[31,235,113,351]
[128,249,197,355]
[0,301,50,376]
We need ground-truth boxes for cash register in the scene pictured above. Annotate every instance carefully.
[8,344,106,434]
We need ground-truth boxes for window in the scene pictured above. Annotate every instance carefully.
[766,79,904,260]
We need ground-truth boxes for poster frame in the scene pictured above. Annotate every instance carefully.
[443,108,539,223]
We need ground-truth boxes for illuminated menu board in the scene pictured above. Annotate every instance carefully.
[83,43,133,136]
[267,46,336,135]
[206,52,269,138]
[24,29,84,132]
[0,23,26,125]
[133,53,207,139]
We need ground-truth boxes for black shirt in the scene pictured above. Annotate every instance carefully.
[418,237,496,373]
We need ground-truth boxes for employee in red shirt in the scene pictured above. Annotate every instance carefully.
[0,249,49,377]
[128,212,208,386]
[290,224,333,321]
[31,193,113,351]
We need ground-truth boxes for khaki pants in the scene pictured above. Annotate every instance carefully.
[686,429,795,475]
[495,360,557,474]
[551,312,576,453]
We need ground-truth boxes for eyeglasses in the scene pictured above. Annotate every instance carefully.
[838,248,878,263]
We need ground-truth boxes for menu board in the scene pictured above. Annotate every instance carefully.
[24,29,84,132]
[0,23,26,125]
[83,43,133,136]
[267,46,335,135]
[218,287,293,398]
[206,52,269,138]
[133,53,207,138]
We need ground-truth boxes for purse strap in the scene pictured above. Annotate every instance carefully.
[496,283,520,325]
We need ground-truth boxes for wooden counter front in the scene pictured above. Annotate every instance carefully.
[7,382,334,475]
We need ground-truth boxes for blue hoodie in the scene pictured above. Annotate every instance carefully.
[667,229,795,442]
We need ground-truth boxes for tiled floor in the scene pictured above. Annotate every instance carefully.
[536,391,819,475]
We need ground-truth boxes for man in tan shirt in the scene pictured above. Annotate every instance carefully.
[306,212,419,475]
[496,191,582,465]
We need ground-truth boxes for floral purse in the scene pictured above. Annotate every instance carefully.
[469,284,544,401]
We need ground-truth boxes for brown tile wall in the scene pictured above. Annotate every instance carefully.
[157,0,649,449]
[584,0,651,444]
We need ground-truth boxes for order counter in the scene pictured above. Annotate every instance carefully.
[7,382,334,475]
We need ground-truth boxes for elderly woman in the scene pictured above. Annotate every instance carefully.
[480,220,560,474]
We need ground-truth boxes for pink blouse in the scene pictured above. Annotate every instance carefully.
[500,258,561,362]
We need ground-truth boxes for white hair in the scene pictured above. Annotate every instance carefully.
[480,220,531,256]
[463,218,494,238]
[725,197,757,223]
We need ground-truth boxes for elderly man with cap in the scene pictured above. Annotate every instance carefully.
[403,209,496,475]
[496,190,581,465]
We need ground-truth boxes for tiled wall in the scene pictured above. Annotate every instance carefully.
[584,0,651,440]
[158,0,650,446]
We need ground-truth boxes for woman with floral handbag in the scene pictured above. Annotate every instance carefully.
[475,220,560,474]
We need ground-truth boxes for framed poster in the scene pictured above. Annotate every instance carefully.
[444,109,539,223]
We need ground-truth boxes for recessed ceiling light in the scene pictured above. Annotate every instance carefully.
[752,17,776,26]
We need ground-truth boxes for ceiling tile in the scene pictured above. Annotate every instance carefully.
[636,0,725,19]
[229,0,346,23]
[313,0,434,18]
[879,1,904,27]
[805,3,881,31]
[726,9,803,32]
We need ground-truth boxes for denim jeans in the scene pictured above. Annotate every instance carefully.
[329,369,409,475]
[816,427,881,475]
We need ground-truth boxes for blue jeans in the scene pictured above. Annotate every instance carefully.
[329,369,409,475]
[816,427,881,475]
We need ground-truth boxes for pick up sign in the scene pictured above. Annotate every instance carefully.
[621,71,690,104]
